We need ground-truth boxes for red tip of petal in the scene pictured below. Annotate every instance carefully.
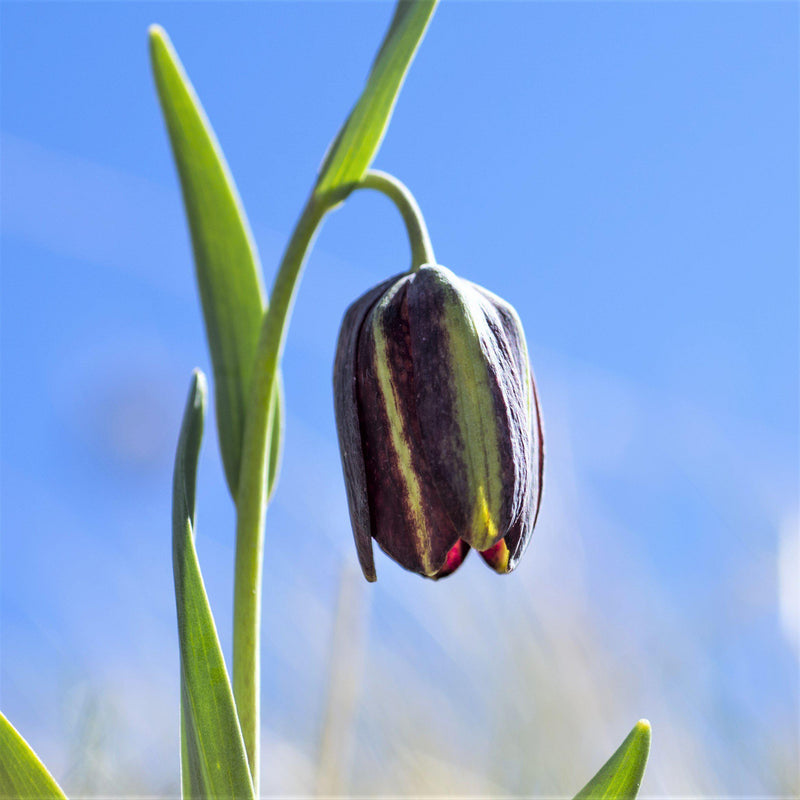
[479,538,511,573]
[432,540,470,579]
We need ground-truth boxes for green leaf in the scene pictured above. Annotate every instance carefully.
[315,0,438,202]
[573,720,651,800]
[180,684,204,800]
[150,25,282,502]
[0,712,68,800]
[172,370,255,800]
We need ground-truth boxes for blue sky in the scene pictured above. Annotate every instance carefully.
[1,2,798,796]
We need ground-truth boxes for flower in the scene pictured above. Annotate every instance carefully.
[333,265,543,581]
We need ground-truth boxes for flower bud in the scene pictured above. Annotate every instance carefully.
[334,265,543,581]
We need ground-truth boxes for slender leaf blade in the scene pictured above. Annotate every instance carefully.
[573,720,651,800]
[180,696,204,800]
[173,370,255,800]
[315,0,437,200]
[150,25,282,501]
[0,712,67,800]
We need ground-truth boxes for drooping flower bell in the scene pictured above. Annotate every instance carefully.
[334,265,543,581]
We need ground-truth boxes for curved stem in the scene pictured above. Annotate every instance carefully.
[231,171,434,794]
[357,170,435,270]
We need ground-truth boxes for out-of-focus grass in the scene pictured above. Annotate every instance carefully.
[53,514,798,798]
[5,338,796,800]
[11,346,795,799]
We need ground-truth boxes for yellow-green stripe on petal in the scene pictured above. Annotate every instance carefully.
[427,269,506,549]
[370,283,435,575]
[406,267,521,552]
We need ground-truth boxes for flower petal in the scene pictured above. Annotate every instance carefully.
[357,277,461,577]
[432,540,470,580]
[333,275,401,581]
[406,266,522,551]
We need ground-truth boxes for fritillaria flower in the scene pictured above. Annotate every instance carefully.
[334,265,543,581]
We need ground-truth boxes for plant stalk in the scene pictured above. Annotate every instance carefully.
[231,172,433,795]
[357,170,435,270]
[232,193,328,795]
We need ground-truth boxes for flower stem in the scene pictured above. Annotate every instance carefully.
[231,171,434,794]
[357,170,435,270]
[232,192,329,795]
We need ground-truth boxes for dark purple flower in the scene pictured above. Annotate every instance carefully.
[334,265,543,581]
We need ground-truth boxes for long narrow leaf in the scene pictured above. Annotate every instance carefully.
[173,370,255,800]
[0,712,67,800]
[315,0,437,201]
[150,25,282,501]
[180,695,204,800]
[573,720,651,800]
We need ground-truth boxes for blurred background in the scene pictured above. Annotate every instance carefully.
[1,2,797,797]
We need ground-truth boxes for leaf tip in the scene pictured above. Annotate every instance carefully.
[148,24,174,73]
[148,23,167,45]
[633,718,652,763]
[189,368,208,408]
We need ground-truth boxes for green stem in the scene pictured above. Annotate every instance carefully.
[232,193,329,795]
[357,170,435,270]
[231,173,433,795]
